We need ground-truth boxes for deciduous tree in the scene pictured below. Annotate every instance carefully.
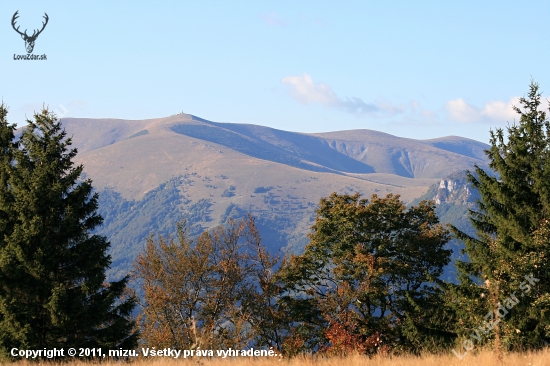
[276,193,453,355]
[134,215,282,350]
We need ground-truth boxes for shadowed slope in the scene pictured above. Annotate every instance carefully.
[60,114,489,183]
[171,119,375,174]
[419,136,489,161]
[54,113,490,281]
[312,130,489,178]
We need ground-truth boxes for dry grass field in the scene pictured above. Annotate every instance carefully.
[10,349,550,366]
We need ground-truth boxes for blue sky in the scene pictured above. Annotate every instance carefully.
[1,1,549,142]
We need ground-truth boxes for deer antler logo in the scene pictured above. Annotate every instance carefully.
[12,11,49,54]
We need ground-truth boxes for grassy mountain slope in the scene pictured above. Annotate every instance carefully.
[313,130,488,178]
[419,136,489,161]
[171,119,375,174]
[57,114,489,279]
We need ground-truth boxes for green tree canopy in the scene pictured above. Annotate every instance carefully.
[452,81,550,351]
[0,106,137,358]
[276,193,453,355]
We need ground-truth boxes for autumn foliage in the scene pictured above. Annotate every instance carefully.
[275,193,454,355]
[133,215,282,351]
[133,192,455,357]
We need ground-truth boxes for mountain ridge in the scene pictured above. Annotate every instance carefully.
[48,113,490,279]
[60,114,489,193]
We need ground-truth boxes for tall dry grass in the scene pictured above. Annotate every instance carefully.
[10,349,550,366]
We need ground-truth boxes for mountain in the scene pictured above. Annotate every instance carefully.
[52,113,489,279]
[313,130,487,178]
[419,136,489,161]
[411,170,482,282]
[412,170,480,236]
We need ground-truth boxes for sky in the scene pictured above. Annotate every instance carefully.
[1,1,550,143]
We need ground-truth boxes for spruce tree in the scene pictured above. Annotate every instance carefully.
[0,107,138,358]
[0,102,17,247]
[452,81,550,351]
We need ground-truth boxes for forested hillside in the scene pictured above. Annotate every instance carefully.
[66,114,489,281]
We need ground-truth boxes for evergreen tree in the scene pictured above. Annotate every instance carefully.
[451,81,550,352]
[0,102,17,254]
[0,107,138,358]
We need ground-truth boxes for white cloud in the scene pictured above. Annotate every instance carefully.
[445,98,481,123]
[282,74,550,127]
[480,99,518,121]
[339,97,379,114]
[445,97,532,124]
[374,99,406,114]
[281,73,403,116]
[282,74,340,106]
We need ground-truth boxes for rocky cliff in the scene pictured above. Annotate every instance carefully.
[433,177,476,205]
